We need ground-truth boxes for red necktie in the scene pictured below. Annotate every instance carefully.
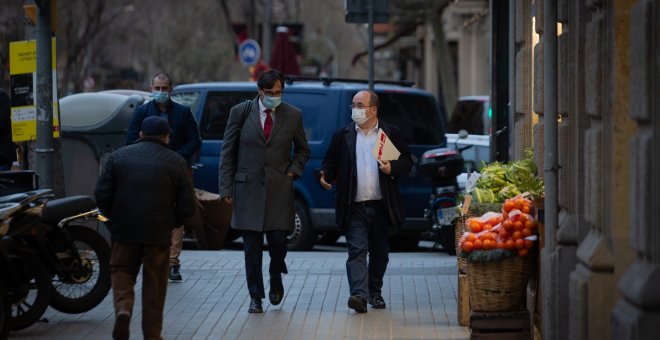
[264,109,273,140]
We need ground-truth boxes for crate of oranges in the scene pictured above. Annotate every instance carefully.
[458,195,537,312]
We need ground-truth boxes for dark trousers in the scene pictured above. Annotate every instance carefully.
[242,230,289,299]
[110,241,170,340]
[345,202,390,299]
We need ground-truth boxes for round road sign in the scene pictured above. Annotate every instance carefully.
[238,39,261,66]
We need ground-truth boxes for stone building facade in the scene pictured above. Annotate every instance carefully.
[509,0,658,339]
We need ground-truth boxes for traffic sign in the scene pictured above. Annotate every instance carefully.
[238,39,261,66]
[345,0,390,23]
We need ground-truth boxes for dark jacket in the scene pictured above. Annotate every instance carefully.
[321,120,413,230]
[126,99,201,165]
[94,138,196,246]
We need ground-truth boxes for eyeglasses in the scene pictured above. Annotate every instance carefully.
[350,102,374,109]
[262,90,283,97]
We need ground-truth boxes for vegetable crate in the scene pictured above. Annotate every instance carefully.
[469,310,531,340]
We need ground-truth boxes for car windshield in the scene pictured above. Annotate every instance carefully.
[376,92,446,145]
[447,99,488,135]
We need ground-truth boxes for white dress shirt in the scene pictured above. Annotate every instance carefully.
[354,123,382,202]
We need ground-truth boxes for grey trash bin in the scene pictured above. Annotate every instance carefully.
[59,92,149,197]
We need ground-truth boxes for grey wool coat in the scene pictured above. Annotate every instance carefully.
[218,97,310,232]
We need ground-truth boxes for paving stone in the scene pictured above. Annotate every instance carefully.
[10,250,469,340]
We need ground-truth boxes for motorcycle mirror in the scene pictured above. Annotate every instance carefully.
[458,129,469,139]
[454,129,469,149]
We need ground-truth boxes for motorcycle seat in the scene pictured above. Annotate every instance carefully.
[41,195,97,224]
[0,193,29,203]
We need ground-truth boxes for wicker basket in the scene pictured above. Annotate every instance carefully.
[455,215,469,274]
[467,254,532,312]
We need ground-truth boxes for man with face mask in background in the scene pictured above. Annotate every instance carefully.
[319,90,412,313]
[218,69,310,313]
[126,72,201,282]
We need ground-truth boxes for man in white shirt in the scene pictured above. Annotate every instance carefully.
[319,90,413,313]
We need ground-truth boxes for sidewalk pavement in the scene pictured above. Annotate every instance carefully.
[10,250,469,340]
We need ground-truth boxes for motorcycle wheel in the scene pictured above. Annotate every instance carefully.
[49,225,111,314]
[10,255,52,330]
[0,281,10,339]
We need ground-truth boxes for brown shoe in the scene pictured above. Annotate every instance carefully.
[112,311,131,340]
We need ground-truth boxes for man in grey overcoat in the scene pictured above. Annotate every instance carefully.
[219,69,310,313]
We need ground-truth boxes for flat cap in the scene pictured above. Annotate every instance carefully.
[141,116,170,136]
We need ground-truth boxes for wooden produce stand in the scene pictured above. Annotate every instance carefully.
[456,197,538,340]
[470,310,532,340]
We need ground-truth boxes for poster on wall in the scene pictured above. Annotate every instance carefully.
[9,38,59,142]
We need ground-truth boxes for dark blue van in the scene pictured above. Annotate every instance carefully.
[171,78,447,250]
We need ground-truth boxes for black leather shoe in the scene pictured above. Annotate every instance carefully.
[269,274,284,305]
[248,298,263,313]
[347,295,368,313]
[369,294,386,309]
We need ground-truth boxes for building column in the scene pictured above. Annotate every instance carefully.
[569,0,636,339]
[553,0,584,336]
[611,0,660,338]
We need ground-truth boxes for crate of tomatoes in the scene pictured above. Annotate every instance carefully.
[458,195,537,312]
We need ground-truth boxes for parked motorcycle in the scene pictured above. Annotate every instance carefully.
[0,190,54,331]
[0,202,20,338]
[0,189,111,316]
[419,130,470,255]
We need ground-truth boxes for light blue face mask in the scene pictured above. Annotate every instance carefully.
[152,91,169,104]
[262,95,282,109]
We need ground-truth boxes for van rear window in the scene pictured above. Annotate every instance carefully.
[199,91,255,140]
[377,92,445,145]
[171,91,201,110]
[283,92,326,142]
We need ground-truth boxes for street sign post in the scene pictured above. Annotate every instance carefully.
[238,39,261,67]
[344,0,390,91]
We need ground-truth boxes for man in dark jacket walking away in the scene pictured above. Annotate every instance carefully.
[319,90,413,313]
[126,72,201,282]
[218,69,310,313]
[96,116,196,339]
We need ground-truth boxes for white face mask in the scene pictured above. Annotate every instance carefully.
[351,108,371,125]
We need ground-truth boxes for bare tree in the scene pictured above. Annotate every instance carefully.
[1,0,393,91]
[56,0,134,93]
[0,0,27,89]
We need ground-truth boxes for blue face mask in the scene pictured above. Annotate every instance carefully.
[152,91,169,104]
[262,95,282,109]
